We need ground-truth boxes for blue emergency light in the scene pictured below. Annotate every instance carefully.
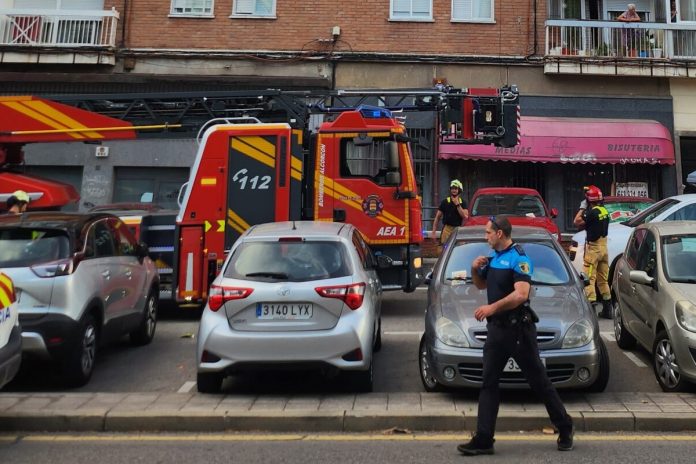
[356,105,393,119]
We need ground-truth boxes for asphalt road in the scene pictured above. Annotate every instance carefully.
[4,290,667,394]
[3,432,696,463]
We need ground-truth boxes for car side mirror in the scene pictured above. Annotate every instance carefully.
[629,270,655,287]
[425,271,433,285]
[376,254,393,269]
[137,242,149,260]
[385,171,401,185]
[550,207,558,218]
[579,271,591,287]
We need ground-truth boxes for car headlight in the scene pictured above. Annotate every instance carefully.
[676,301,696,333]
[435,317,470,348]
[562,319,593,348]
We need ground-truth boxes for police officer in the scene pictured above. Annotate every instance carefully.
[457,216,574,456]
[4,190,30,214]
[574,185,611,319]
[430,179,469,249]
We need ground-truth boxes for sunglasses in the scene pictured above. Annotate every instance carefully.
[489,216,501,231]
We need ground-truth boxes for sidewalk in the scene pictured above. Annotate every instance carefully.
[2,391,696,433]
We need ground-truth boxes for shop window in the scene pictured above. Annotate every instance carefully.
[113,167,189,210]
[390,0,432,21]
[232,0,275,17]
[452,0,494,22]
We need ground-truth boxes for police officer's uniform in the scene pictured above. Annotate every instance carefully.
[475,243,573,442]
[437,196,467,244]
[582,204,610,304]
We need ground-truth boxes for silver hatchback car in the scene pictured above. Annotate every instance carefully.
[420,226,609,392]
[0,212,159,387]
[196,221,382,393]
[612,221,696,392]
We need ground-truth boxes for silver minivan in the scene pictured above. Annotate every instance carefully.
[0,212,159,387]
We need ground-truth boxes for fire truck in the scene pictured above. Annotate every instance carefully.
[173,86,520,304]
[0,88,520,304]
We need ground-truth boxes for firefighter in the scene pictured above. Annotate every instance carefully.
[431,179,469,250]
[574,185,612,319]
[4,190,30,214]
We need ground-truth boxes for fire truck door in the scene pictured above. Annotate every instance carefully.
[225,131,293,249]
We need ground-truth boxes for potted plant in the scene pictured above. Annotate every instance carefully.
[594,42,611,57]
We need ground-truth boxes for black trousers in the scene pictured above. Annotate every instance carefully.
[476,321,573,439]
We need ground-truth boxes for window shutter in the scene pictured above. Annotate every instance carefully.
[61,0,104,10]
[393,0,411,15]
[473,0,491,19]
[13,0,57,8]
[452,0,471,19]
[412,0,430,15]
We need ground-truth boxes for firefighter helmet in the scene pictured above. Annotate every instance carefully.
[450,179,463,191]
[584,185,603,202]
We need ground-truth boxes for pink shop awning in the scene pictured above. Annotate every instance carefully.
[439,116,675,165]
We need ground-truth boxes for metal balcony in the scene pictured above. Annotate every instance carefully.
[545,19,696,77]
[0,8,119,48]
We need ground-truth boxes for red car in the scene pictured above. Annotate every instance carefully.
[464,187,561,241]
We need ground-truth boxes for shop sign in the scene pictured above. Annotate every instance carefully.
[615,182,649,198]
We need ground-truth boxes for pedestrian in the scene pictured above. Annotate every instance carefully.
[430,179,468,252]
[4,190,30,214]
[457,216,574,456]
[573,185,612,319]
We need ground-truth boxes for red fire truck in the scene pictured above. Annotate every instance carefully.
[174,86,520,304]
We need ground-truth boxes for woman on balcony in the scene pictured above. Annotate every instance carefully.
[617,4,641,56]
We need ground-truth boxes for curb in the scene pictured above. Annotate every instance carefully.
[2,410,696,433]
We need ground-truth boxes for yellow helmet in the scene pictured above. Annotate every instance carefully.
[450,179,463,190]
[12,190,30,203]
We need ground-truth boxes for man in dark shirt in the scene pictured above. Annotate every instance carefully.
[457,216,574,456]
[574,185,611,319]
[430,179,469,250]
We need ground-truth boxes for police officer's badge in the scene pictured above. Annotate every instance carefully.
[519,262,531,274]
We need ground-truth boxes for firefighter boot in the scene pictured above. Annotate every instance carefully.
[600,299,613,320]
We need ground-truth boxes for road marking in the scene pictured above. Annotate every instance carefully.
[623,351,649,368]
[415,286,428,291]
[6,433,696,442]
[178,381,196,393]
[383,331,423,336]
[600,331,615,342]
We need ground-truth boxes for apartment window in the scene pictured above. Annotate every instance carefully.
[452,0,494,22]
[390,0,433,21]
[170,0,213,16]
[232,0,275,17]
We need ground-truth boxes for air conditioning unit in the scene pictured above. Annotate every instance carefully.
[95,146,109,158]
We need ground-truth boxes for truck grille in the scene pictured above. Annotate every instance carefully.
[458,363,575,384]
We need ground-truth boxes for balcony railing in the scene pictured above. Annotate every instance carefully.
[0,8,119,47]
[546,19,696,60]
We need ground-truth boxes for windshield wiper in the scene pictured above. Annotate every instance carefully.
[446,276,471,282]
[246,272,289,279]
[671,278,696,284]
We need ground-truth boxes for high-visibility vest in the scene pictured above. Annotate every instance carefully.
[0,272,16,310]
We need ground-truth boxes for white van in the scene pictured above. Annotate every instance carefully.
[0,271,21,389]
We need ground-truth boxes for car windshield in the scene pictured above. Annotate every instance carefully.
[443,240,570,285]
[604,200,654,223]
[662,234,696,283]
[472,194,547,217]
[224,240,352,282]
[0,228,71,267]
[624,198,679,227]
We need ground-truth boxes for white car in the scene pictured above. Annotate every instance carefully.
[0,272,21,389]
[570,194,696,281]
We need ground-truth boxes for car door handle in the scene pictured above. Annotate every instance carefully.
[102,270,110,279]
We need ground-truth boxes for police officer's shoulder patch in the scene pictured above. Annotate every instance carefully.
[519,261,531,275]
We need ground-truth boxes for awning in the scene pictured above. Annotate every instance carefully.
[439,116,675,165]
[0,96,136,143]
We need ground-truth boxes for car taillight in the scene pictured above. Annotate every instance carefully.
[315,283,366,310]
[30,257,80,278]
[208,285,254,311]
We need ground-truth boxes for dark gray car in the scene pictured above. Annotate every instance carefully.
[419,226,609,392]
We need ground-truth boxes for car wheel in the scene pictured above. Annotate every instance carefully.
[419,335,444,392]
[130,291,158,346]
[373,317,382,352]
[62,313,98,388]
[613,297,636,350]
[345,360,373,393]
[197,372,224,393]
[587,338,610,392]
[653,330,690,392]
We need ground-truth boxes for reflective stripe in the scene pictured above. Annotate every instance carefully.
[0,273,15,309]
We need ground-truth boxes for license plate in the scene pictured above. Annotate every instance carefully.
[256,303,313,320]
[503,357,545,372]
